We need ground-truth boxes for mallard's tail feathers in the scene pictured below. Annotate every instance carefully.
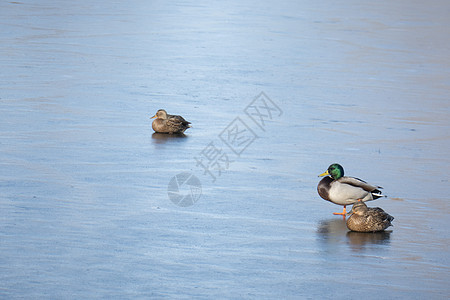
[372,189,386,199]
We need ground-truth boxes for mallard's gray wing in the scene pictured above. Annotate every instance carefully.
[338,176,382,193]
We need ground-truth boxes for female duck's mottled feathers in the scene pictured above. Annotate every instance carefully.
[346,201,394,232]
[151,109,191,134]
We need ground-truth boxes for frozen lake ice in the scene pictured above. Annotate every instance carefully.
[1,0,449,298]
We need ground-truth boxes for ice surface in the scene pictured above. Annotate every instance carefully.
[0,0,449,298]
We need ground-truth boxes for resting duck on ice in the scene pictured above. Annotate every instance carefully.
[151,109,191,134]
[346,201,394,232]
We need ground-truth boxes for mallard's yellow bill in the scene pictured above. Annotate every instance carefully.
[318,170,329,177]
[150,115,157,119]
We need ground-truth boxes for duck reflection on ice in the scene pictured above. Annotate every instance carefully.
[151,132,188,144]
[346,230,392,250]
[316,218,348,246]
[317,218,391,251]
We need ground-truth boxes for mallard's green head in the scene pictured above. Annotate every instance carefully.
[318,163,344,180]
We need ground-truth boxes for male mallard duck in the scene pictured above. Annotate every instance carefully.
[346,201,394,232]
[317,163,385,216]
[151,109,191,134]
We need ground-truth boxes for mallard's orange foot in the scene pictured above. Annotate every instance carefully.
[333,205,347,216]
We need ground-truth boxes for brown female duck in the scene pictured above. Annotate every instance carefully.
[346,201,394,232]
[151,109,191,134]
